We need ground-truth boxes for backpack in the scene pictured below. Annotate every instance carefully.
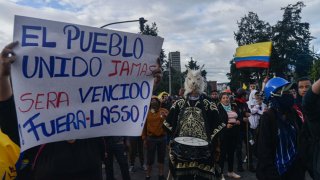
[299,120,320,179]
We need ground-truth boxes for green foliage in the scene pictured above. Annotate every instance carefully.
[230,12,271,90]
[183,57,207,78]
[153,67,183,96]
[310,57,320,81]
[229,1,316,89]
[234,12,272,46]
[272,1,314,78]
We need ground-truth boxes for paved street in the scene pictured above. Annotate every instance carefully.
[106,152,258,180]
[106,153,313,180]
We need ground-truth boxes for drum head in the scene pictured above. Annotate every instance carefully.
[174,137,208,146]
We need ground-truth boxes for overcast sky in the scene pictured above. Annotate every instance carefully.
[1,0,319,82]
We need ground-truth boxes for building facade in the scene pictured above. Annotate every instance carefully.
[168,51,181,72]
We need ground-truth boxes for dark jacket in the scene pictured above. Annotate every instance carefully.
[302,88,320,178]
[217,103,240,138]
[234,98,251,131]
[0,97,104,180]
[256,108,301,180]
[303,88,320,130]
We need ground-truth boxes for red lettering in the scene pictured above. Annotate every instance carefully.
[19,93,34,113]
[131,63,141,76]
[19,92,69,112]
[119,61,129,76]
[139,63,148,76]
[108,60,154,77]
[47,92,58,108]
[35,93,45,110]
[108,60,122,77]
[148,65,157,76]
[57,92,69,108]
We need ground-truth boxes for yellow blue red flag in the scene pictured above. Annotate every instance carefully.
[234,42,272,69]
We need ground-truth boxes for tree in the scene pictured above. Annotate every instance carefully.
[229,2,316,90]
[183,57,207,78]
[229,12,272,90]
[272,1,314,78]
[234,12,272,46]
[310,57,320,81]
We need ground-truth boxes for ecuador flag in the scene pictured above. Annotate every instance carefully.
[234,42,272,69]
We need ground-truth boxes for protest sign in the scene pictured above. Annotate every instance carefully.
[12,15,163,151]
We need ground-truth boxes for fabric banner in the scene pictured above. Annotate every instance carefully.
[12,15,164,151]
[234,41,272,68]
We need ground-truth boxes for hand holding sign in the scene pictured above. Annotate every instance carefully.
[152,58,162,87]
[0,41,18,77]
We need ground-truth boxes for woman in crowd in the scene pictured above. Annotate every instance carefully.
[217,92,241,179]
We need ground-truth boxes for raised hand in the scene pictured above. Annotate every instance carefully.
[152,58,162,87]
[0,41,18,77]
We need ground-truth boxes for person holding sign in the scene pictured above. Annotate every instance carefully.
[0,41,163,179]
[0,41,105,179]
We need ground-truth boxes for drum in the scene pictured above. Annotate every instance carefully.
[171,137,211,161]
[174,137,208,146]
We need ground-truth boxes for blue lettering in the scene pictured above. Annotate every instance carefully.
[23,113,41,141]
[92,86,103,102]
[110,105,120,123]
[39,56,55,78]
[90,109,102,127]
[80,31,93,51]
[56,115,67,133]
[109,33,122,56]
[42,27,56,48]
[141,105,148,126]
[76,110,87,129]
[89,57,102,77]
[110,84,119,100]
[131,105,139,122]
[72,56,88,77]
[22,56,39,78]
[22,25,41,47]
[129,83,139,99]
[122,36,132,57]
[119,84,130,100]
[101,106,111,124]
[63,25,80,49]
[121,106,130,121]
[92,33,108,53]
[133,38,143,59]
[54,56,71,77]
[140,81,150,99]
[66,113,78,129]
[79,87,93,103]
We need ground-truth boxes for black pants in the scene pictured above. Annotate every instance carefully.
[129,136,144,166]
[104,142,131,180]
[219,128,238,172]
[281,158,305,180]
[236,128,254,168]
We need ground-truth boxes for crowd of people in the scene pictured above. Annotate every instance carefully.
[1,41,320,180]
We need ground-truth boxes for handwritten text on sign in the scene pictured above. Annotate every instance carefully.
[12,16,163,151]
